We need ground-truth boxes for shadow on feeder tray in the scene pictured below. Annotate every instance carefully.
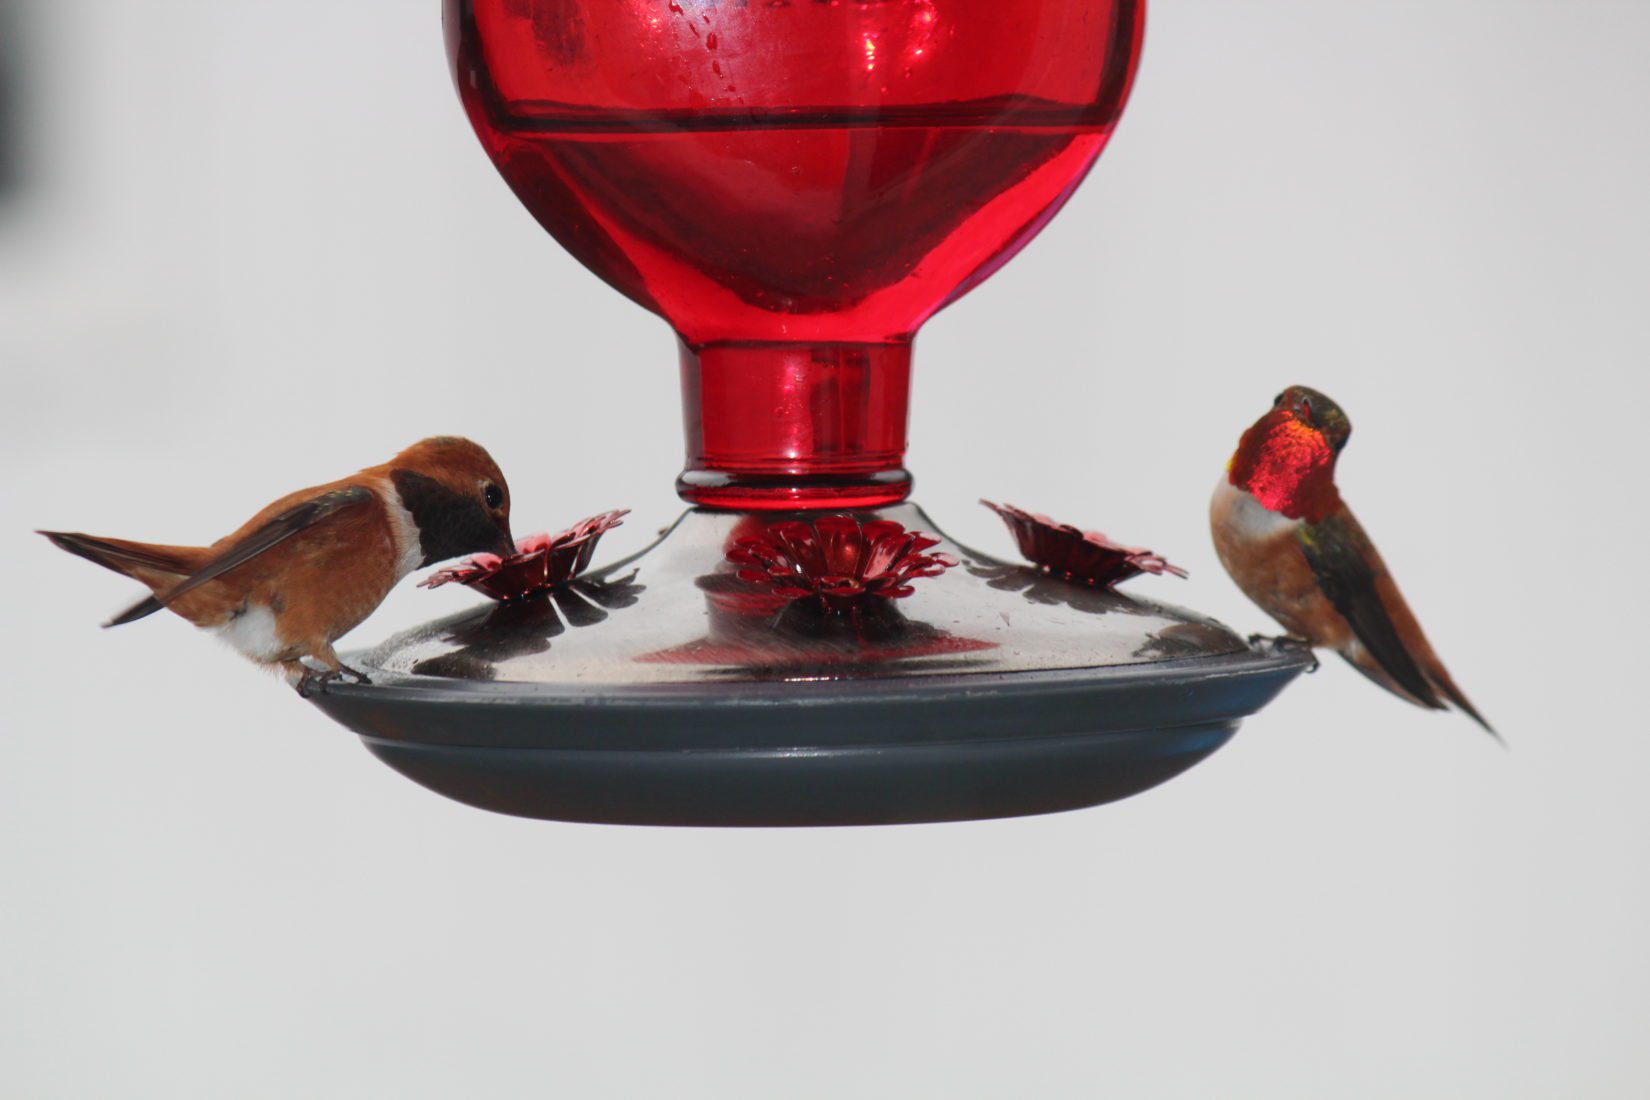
[961,562,1235,660]
[635,571,996,676]
[410,571,645,681]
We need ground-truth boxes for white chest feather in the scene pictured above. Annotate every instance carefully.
[1212,478,1299,541]
[376,479,426,581]
[213,603,286,662]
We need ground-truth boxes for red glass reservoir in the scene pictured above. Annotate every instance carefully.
[448,0,1145,507]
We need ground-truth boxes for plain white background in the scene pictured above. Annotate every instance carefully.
[2,1,1646,1096]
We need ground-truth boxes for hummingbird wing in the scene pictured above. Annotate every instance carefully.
[1297,508,1496,735]
[1296,510,1445,711]
[105,594,166,628]
[144,486,377,616]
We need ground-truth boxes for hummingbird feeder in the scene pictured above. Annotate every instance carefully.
[308,0,1311,825]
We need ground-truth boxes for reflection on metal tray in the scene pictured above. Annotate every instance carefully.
[354,506,1248,685]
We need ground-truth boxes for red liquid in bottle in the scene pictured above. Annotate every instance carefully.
[449,0,1144,507]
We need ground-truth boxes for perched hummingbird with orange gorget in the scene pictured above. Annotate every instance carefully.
[1211,387,1494,736]
[41,436,514,696]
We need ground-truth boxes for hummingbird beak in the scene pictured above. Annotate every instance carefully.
[494,524,517,558]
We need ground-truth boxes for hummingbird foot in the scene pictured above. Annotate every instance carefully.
[293,668,337,698]
[292,665,372,698]
[337,663,373,686]
[1248,633,1321,672]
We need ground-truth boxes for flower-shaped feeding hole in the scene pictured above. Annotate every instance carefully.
[421,510,629,602]
[982,500,1185,589]
[725,514,958,613]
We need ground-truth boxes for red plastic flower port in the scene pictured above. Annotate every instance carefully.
[726,515,958,610]
[421,510,629,602]
[982,500,1186,589]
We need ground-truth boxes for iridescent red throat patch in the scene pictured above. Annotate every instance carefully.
[1228,412,1340,522]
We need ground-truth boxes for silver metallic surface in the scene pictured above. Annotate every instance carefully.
[356,505,1248,685]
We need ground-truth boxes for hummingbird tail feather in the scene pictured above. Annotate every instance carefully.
[39,531,193,575]
[39,531,201,627]
[1430,664,1499,743]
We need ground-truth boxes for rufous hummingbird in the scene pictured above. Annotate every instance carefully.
[1211,386,1494,735]
[40,436,515,696]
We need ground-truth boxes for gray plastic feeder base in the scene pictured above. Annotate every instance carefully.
[313,645,1310,826]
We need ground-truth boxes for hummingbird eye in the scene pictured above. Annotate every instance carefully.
[483,483,504,510]
[1299,397,1315,424]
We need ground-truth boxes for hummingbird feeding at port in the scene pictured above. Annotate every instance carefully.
[40,436,515,696]
[1210,386,1494,736]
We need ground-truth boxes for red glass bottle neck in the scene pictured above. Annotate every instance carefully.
[676,339,914,511]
